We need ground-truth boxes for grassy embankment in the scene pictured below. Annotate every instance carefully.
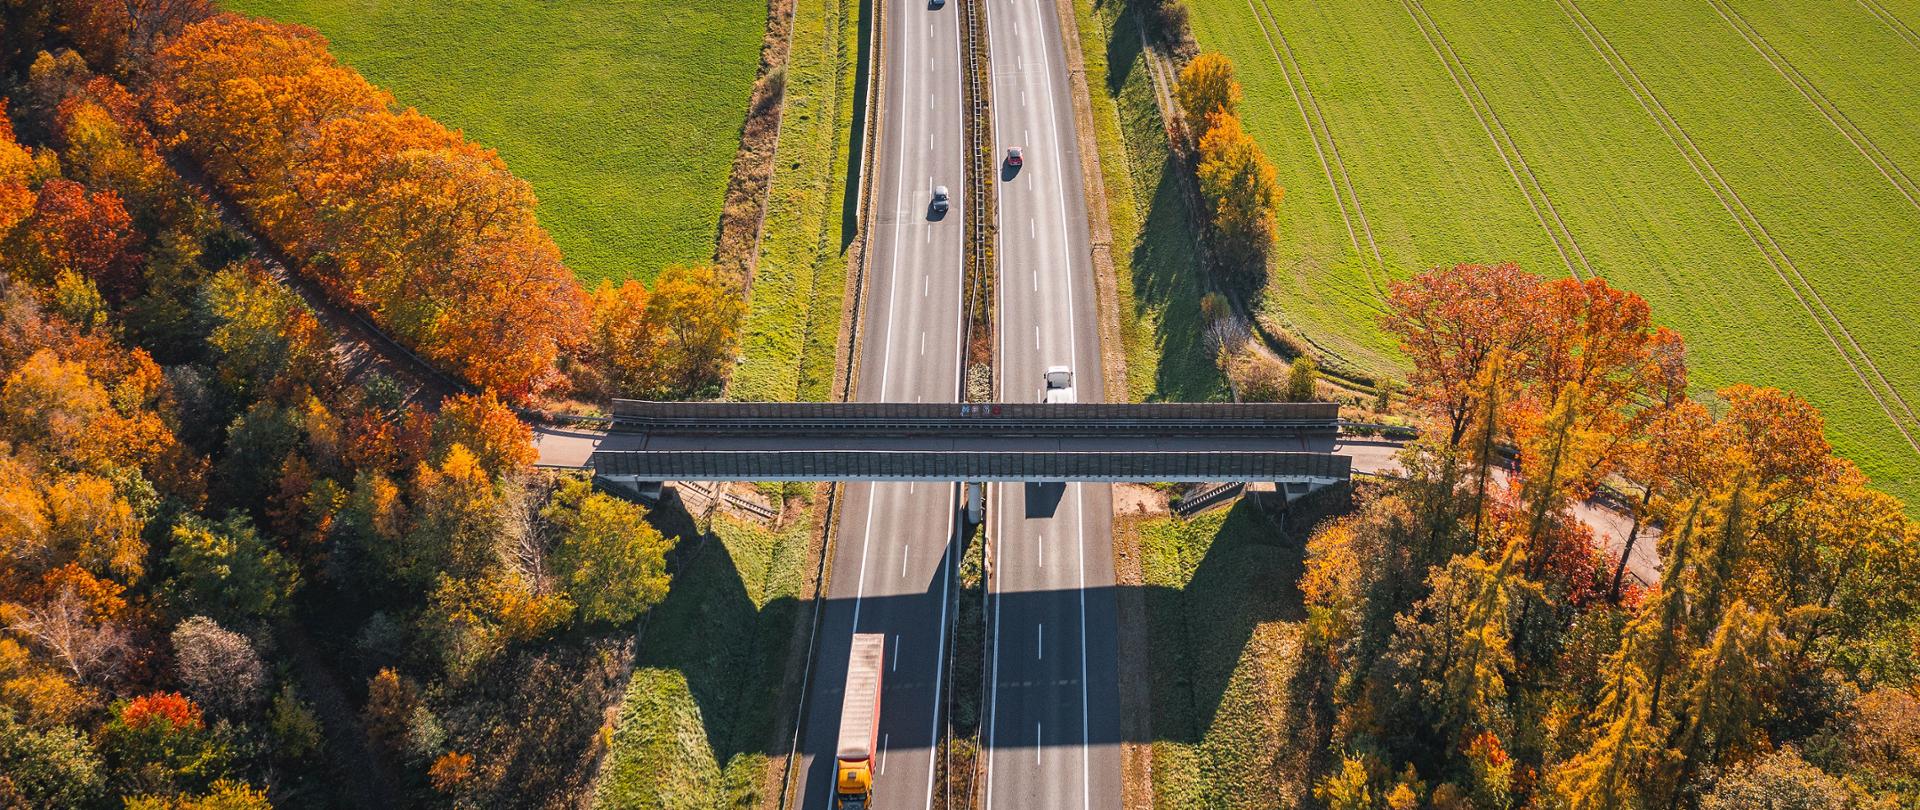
[732,0,866,402]
[1073,0,1227,402]
[593,512,813,807]
[1184,0,1920,504]
[1131,499,1317,808]
[224,0,765,286]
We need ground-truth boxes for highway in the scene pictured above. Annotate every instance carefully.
[790,0,969,808]
[982,0,1125,806]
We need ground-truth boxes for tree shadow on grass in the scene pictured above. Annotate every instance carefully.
[1133,166,1229,402]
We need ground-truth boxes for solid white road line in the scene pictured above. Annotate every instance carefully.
[985,488,1005,808]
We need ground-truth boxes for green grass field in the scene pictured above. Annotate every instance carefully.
[224,0,765,285]
[1184,0,1920,504]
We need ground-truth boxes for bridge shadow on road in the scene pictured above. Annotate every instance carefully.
[635,483,1335,773]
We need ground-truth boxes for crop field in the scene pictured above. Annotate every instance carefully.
[225,0,765,285]
[1184,0,1920,504]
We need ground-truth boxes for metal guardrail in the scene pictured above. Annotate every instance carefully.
[590,449,1351,482]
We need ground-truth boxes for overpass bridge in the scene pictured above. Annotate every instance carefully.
[533,400,1351,491]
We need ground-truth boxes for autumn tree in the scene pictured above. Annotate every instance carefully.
[152,18,595,399]
[432,392,535,476]
[1194,113,1281,276]
[647,264,744,397]
[582,278,661,398]
[544,482,672,625]
[1176,52,1241,136]
[2,572,132,685]
[402,444,504,583]
[1287,356,1318,402]
[1383,263,1546,447]
[4,178,143,301]
[162,513,297,625]
[97,692,232,798]
[0,708,107,808]
[1,348,173,473]
[204,262,329,397]
[169,617,263,717]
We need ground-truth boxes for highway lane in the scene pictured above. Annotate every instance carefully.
[793,0,969,808]
[982,0,1126,807]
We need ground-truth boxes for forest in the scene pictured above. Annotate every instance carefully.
[0,2,732,806]
[1300,263,1920,808]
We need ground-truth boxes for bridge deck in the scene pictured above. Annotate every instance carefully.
[534,400,1350,483]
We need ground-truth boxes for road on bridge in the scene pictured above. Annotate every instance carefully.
[983,0,1125,806]
[790,1,969,808]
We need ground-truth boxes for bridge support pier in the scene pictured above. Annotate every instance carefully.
[965,482,984,525]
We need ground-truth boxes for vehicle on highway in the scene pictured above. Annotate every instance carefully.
[931,185,950,215]
[1041,365,1075,403]
[835,634,885,809]
[1005,146,1023,167]
[929,0,945,7]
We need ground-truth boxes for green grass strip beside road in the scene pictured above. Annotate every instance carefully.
[1073,0,1228,402]
[1134,502,1313,808]
[733,0,865,403]
[594,514,813,809]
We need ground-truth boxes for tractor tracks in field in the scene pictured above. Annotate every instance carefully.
[1553,0,1920,457]
[1854,0,1920,52]
[1396,0,1595,282]
[1244,0,1387,298]
[1707,0,1920,216]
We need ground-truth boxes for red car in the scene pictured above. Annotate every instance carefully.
[1005,146,1023,167]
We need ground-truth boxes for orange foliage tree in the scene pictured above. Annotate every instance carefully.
[152,15,590,399]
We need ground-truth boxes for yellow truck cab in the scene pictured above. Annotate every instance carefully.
[835,634,885,809]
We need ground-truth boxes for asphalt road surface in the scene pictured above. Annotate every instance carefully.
[982,0,1126,807]
[792,1,969,808]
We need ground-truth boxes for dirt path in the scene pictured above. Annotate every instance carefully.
[163,152,471,409]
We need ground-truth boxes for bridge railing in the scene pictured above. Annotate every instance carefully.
[606,399,1341,432]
